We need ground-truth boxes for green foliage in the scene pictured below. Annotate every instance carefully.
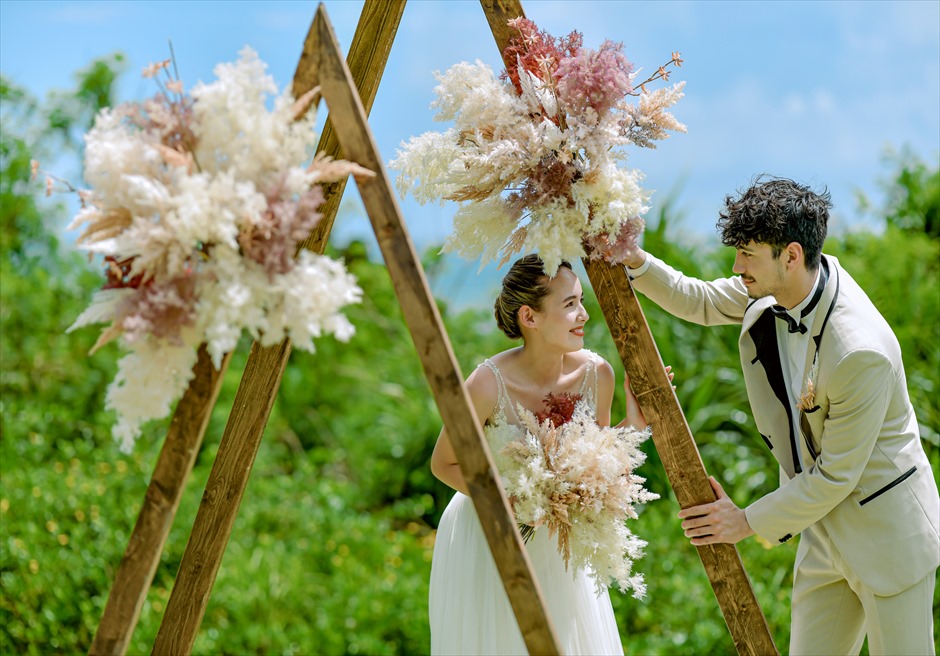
[857,147,940,238]
[1,58,937,655]
[1,54,125,269]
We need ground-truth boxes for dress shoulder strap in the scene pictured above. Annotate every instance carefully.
[577,350,600,413]
[479,359,513,424]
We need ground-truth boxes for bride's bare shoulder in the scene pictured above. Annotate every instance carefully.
[567,348,606,370]
[482,347,525,374]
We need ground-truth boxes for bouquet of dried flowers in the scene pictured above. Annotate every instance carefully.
[57,47,371,452]
[390,18,685,274]
[490,393,658,597]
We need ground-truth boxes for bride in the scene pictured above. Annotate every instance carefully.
[428,254,665,655]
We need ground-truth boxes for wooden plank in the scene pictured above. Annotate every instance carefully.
[308,6,561,654]
[584,258,777,656]
[150,3,406,654]
[152,339,292,656]
[480,0,776,651]
[89,347,230,656]
[295,0,406,255]
[480,0,523,53]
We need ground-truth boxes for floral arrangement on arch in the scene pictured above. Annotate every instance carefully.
[487,392,658,597]
[390,17,686,274]
[55,47,371,452]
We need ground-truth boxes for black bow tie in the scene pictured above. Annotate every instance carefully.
[767,262,829,335]
[769,305,807,334]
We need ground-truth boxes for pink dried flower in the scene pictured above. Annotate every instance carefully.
[45,176,54,197]
[116,274,198,346]
[30,159,39,181]
[142,59,171,79]
[502,17,582,94]
[510,154,579,213]
[554,41,634,116]
[126,94,198,156]
[239,181,325,276]
[584,218,645,265]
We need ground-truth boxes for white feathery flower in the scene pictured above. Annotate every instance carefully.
[84,119,163,207]
[389,41,685,273]
[525,200,589,274]
[263,250,362,351]
[494,398,657,597]
[432,61,525,130]
[107,328,200,453]
[390,130,464,203]
[572,164,649,237]
[67,47,366,451]
[443,197,518,267]
[67,289,134,333]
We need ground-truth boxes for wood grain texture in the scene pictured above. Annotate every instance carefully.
[480,0,523,60]
[89,347,230,656]
[297,0,406,256]
[480,1,775,650]
[152,340,292,656]
[310,7,560,654]
[584,258,777,656]
[150,3,405,654]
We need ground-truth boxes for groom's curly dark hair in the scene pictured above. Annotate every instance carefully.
[717,176,831,269]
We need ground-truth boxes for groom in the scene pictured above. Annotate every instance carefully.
[624,177,939,654]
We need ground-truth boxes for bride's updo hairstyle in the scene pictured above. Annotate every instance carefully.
[494,254,572,340]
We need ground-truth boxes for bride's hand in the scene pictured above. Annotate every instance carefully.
[624,365,675,429]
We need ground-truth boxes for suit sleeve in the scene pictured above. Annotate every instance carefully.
[744,348,894,542]
[630,255,748,326]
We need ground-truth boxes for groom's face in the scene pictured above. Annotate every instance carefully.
[732,241,786,300]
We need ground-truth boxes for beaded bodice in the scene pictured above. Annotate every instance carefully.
[479,350,600,429]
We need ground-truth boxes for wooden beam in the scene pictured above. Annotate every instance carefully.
[479,0,776,652]
[152,339,291,656]
[150,3,406,654]
[89,347,230,656]
[480,0,523,53]
[308,6,561,654]
[295,0,405,255]
[584,259,777,656]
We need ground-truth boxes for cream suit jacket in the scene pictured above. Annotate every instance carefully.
[631,254,939,596]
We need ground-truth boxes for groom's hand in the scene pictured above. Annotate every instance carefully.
[678,476,755,546]
[622,245,647,270]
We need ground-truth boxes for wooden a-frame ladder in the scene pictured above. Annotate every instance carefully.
[89,2,777,655]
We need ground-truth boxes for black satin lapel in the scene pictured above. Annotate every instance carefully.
[813,258,840,351]
[748,311,802,473]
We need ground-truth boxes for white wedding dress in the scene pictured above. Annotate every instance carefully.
[429,351,624,655]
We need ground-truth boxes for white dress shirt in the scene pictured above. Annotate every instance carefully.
[775,268,822,405]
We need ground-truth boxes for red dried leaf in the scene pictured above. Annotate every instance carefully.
[536,392,582,427]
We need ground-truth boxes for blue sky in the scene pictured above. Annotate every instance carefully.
[2,0,939,304]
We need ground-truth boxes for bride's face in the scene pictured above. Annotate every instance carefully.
[528,267,589,350]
